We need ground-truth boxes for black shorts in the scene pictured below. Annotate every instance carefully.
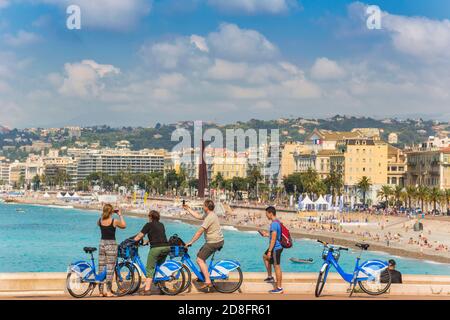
[197,241,224,261]
[265,248,283,265]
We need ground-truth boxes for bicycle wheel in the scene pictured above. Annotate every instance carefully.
[181,264,192,293]
[358,266,391,295]
[127,263,142,295]
[111,262,136,296]
[315,264,329,297]
[66,271,93,298]
[212,266,243,294]
[157,266,186,296]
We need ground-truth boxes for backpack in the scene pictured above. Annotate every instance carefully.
[118,236,138,259]
[276,220,293,249]
[168,234,185,247]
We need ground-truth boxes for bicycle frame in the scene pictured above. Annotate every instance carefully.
[69,252,107,283]
[121,246,183,283]
[180,251,240,282]
[321,248,387,284]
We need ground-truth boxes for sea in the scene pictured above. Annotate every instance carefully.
[1,203,450,275]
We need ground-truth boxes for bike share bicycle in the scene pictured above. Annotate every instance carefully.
[66,246,135,298]
[315,240,391,297]
[116,238,186,296]
[169,234,243,294]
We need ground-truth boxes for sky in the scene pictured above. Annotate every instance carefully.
[0,0,449,128]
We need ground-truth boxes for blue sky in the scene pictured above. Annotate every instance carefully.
[0,0,449,128]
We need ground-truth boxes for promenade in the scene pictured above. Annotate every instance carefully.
[2,272,450,299]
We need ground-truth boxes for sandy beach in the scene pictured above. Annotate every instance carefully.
[5,195,450,264]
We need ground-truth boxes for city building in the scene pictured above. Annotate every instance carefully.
[180,148,248,183]
[68,148,166,182]
[279,142,306,179]
[387,145,407,187]
[406,147,450,190]
[421,136,450,149]
[388,132,399,144]
[304,129,363,152]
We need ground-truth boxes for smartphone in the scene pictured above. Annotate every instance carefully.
[182,200,186,206]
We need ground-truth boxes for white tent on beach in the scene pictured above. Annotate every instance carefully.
[56,192,64,199]
[300,195,315,211]
[314,195,329,211]
[64,193,72,200]
[43,192,51,199]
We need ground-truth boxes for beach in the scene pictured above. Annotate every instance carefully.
[6,194,450,265]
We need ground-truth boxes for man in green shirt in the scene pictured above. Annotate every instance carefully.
[184,199,224,290]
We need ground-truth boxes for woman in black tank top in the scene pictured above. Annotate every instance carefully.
[97,204,127,297]
[99,218,116,240]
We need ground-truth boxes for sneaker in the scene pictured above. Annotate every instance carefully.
[264,276,275,283]
[269,287,284,294]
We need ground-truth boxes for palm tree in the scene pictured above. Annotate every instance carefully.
[393,185,404,208]
[377,185,393,206]
[301,168,319,197]
[405,186,417,209]
[416,186,430,212]
[324,170,343,201]
[429,187,443,214]
[446,189,450,214]
[356,176,372,205]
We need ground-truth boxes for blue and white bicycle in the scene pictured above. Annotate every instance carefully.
[66,247,136,298]
[315,240,391,297]
[171,244,243,294]
[118,241,186,296]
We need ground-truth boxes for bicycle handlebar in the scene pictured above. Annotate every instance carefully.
[317,239,348,251]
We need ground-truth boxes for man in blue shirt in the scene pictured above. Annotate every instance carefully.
[259,206,283,294]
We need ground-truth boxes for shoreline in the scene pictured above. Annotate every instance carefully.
[6,197,450,265]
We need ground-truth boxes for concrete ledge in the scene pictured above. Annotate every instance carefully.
[1,273,450,297]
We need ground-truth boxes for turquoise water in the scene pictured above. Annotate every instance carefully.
[1,203,450,275]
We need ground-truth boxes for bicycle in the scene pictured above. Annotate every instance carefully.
[315,240,391,297]
[66,247,135,298]
[171,245,243,294]
[117,242,186,296]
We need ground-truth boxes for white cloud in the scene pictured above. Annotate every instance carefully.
[207,59,248,80]
[311,57,346,80]
[207,0,295,15]
[38,0,152,31]
[207,23,278,61]
[58,60,120,97]
[3,30,41,47]
[383,14,450,61]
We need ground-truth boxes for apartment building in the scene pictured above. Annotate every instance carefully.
[406,147,450,189]
[387,145,407,187]
[279,141,306,179]
[69,148,166,182]
[180,148,248,183]
[344,139,388,187]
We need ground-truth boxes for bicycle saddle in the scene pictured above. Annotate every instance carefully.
[83,247,97,254]
[355,243,370,250]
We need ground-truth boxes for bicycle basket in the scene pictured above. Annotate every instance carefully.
[169,246,187,258]
[322,247,341,261]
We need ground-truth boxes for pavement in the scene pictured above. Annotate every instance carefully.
[1,292,450,300]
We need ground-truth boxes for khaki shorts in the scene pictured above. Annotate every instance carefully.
[197,241,224,261]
